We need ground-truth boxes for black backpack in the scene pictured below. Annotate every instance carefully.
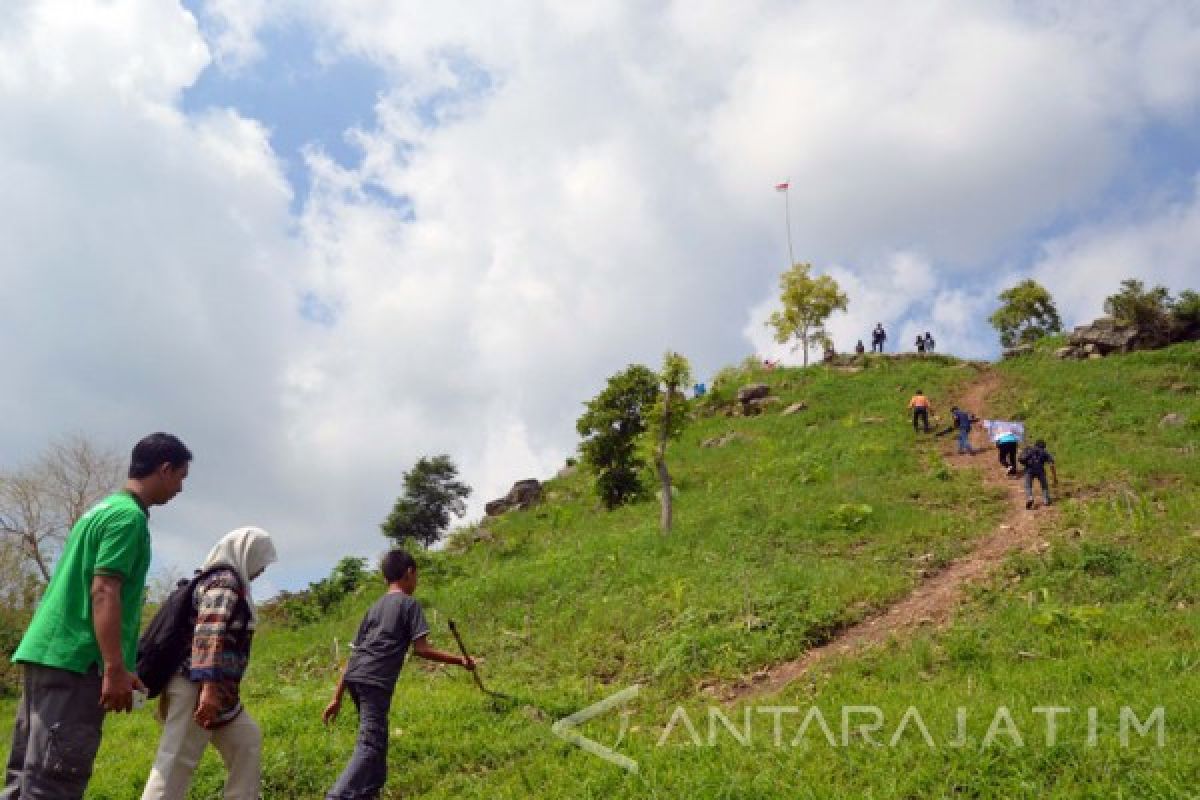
[136,566,245,698]
[1019,446,1048,473]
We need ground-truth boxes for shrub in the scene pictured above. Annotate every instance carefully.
[259,556,370,628]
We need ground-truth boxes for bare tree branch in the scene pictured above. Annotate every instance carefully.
[0,434,123,585]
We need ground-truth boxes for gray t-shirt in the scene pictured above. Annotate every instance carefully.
[343,592,430,690]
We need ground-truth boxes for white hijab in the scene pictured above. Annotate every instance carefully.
[201,526,277,620]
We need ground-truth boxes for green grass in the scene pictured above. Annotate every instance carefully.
[2,348,1197,798]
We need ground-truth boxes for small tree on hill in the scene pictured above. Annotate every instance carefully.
[380,455,471,547]
[1171,289,1200,339]
[649,352,692,534]
[988,279,1063,348]
[576,364,659,509]
[767,263,848,366]
[1104,279,1173,342]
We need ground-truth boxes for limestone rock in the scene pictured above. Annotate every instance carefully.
[736,383,770,403]
[1067,316,1162,355]
[484,478,543,516]
[743,396,781,416]
[701,431,744,448]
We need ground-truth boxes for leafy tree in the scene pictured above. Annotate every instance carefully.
[649,352,692,534]
[1104,279,1173,342]
[576,364,659,509]
[380,455,471,547]
[329,556,369,595]
[1171,289,1200,338]
[767,263,848,366]
[988,279,1063,349]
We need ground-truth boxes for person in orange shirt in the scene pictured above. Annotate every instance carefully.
[908,390,932,432]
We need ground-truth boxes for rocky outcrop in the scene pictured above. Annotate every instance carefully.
[743,396,782,415]
[1056,317,1167,359]
[484,479,542,516]
[735,383,771,416]
[736,383,770,403]
[702,431,746,448]
[1002,344,1034,359]
[823,353,869,368]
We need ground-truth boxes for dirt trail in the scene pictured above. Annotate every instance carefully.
[722,370,1053,702]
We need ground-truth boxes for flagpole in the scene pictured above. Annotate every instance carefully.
[777,179,795,267]
[784,183,794,267]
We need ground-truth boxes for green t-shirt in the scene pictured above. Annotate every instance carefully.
[13,491,152,673]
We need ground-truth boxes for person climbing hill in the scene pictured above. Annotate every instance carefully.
[1018,439,1058,509]
[908,390,932,433]
[981,419,1024,476]
[936,406,977,454]
[322,550,475,800]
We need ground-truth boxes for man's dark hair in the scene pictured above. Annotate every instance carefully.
[916,389,923,394]
[1035,439,1046,448]
[128,433,193,479]
[381,549,417,583]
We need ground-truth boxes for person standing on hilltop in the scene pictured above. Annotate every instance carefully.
[924,332,936,353]
[915,334,926,354]
[908,390,932,433]
[871,323,887,353]
[1019,439,1058,509]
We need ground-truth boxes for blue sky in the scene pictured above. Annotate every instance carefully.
[181,12,387,211]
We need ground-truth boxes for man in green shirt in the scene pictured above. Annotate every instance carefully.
[3,433,192,800]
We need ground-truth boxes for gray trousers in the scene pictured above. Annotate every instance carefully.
[2,663,105,800]
[326,682,392,800]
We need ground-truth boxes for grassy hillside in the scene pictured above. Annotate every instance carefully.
[3,347,1197,798]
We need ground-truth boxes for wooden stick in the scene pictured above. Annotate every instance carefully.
[448,619,511,701]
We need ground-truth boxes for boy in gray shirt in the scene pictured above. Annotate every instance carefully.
[322,550,474,799]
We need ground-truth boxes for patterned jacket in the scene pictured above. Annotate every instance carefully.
[185,567,254,726]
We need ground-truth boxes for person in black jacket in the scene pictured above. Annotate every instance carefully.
[871,323,887,353]
[1019,439,1058,509]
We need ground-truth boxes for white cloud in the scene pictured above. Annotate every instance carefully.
[4,0,1200,589]
[191,0,274,72]
[0,0,315,579]
[1032,174,1200,329]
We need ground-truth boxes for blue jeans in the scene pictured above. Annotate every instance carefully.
[957,427,971,454]
[326,682,392,800]
[1024,471,1051,503]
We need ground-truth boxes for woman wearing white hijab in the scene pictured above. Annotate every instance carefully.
[141,527,277,800]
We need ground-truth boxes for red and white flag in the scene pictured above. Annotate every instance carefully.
[775,182,790,191]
